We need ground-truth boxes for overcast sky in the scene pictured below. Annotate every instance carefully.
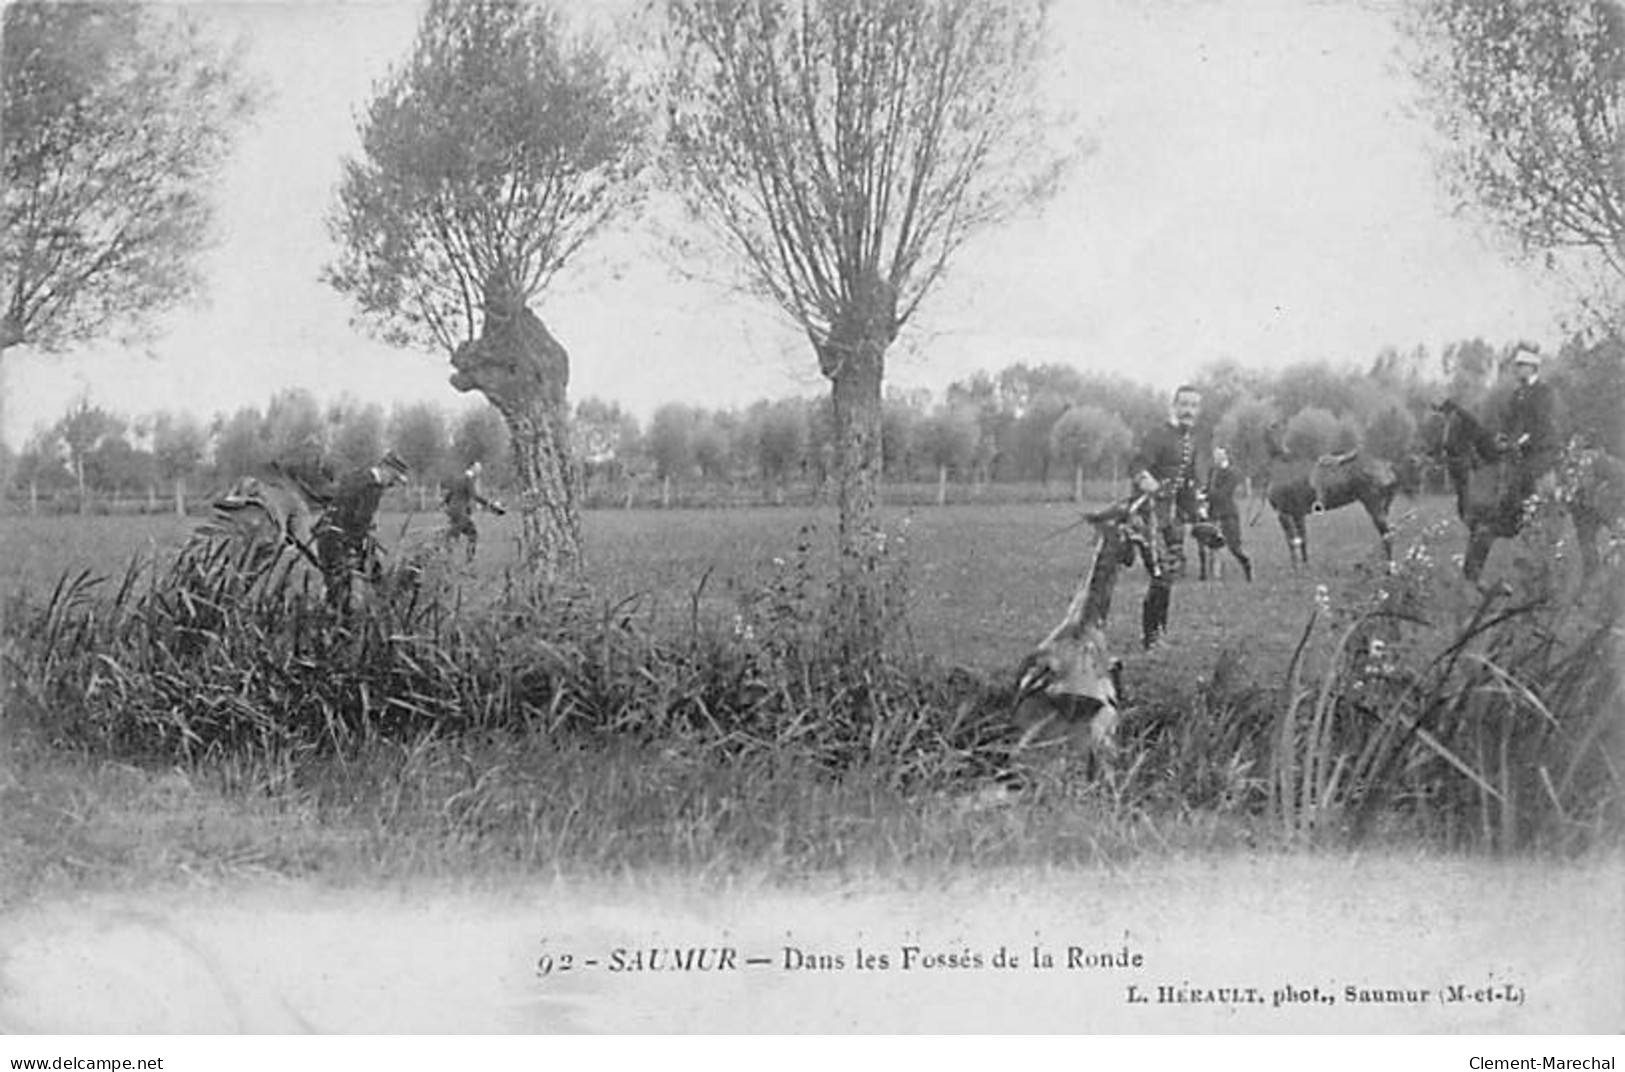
[1,0,1576,450]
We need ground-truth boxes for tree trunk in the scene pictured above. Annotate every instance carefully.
[814,272,898,662]
[1073,464,1084,503]
[825,344,885,656]
[173,476,187,517]
[819,339,897,662]
[936,464,948,507]
[450,299,581,580]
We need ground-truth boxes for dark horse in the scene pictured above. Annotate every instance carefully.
[1433,399,1625,580]
[1264,424,1400,566]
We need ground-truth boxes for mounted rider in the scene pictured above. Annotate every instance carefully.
[1129,384,1207,650]
[1500,343,1560,518]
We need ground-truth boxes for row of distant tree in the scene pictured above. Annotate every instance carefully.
[5,392,505,515]
[9,331,1620,514]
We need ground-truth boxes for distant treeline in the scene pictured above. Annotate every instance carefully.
[6,333,1621,516]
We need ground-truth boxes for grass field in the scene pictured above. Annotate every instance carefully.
[0,493,1456,682]
[1,492,1618,909]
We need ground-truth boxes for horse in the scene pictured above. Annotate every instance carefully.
[200,468,327,571]
[1263,424,1399,566]
[1008,495,1151,760]
[1434,399,1625,580]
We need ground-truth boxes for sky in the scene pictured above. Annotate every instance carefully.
[0,0,1579,451]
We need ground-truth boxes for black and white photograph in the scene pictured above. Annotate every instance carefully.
[0,0,1621,1052]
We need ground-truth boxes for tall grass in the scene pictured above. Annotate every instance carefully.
[1270,515,1622,852]
[5,524,1012,786]
[3,505,1618,881]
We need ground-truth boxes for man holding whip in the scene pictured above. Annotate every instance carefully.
[442,460,506,561]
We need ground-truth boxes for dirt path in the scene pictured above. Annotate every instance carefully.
[1,854,1618,1033]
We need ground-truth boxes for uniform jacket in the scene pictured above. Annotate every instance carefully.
[1504,379,1560,470]
[443,472,489,515]
[1135,421,1204,497]
[326,468,387,543]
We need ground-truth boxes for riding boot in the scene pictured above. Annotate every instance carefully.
[1142,583,1171,650]
[1239,553,1253,583]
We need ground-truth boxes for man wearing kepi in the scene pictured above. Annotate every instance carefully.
[442,459,505,562]
[316,450,411,604]
[1130,384,1205,650]
[1501,343,1560,519]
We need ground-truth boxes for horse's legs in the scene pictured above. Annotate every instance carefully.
[1277,512,1305,567]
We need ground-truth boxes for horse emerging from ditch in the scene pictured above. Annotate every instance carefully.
[1431,399,1625,582]
[1263,424,1401,567]
[1006,495,1154,761]
[200,463,330,572]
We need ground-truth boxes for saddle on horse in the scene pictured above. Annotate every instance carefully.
[1309,450,1361,511]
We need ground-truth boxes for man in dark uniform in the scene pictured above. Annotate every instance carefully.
[315,450,410,606]
[1500,345,1560,519]
[1130,384,1204,650]
[1199,446,1253,582]
[442,460,505,561]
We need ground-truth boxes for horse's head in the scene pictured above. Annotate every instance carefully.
[1429,399,1498,465]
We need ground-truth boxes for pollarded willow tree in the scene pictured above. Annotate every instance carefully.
[1,3,259,355]
[327,0,647,578]
[664,0,1072,653]
[1404,0,1624,323]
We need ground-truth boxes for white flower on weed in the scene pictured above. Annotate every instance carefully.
[772,556,785,568]
[1313,584,1330,614]
[1361,636,1400,679]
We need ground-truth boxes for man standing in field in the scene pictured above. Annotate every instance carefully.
[1130,384,1205,650]
[315,450,411,605]
[1199,446,1252,582]
[442,460,505,562]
